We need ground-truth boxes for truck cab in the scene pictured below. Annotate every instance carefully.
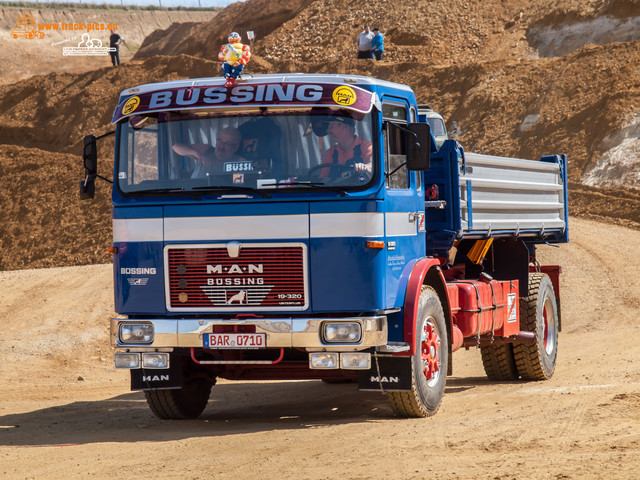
[418,104,448,148]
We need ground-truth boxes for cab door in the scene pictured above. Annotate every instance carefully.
[381,100,425,308]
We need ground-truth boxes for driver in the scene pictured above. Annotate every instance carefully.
[172,126,246,178]
[320,116,372,179]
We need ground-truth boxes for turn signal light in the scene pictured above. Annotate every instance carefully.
[106,247,119,254]
[366,241,385,249]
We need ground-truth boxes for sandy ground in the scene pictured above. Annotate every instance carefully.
[0,216,638,479]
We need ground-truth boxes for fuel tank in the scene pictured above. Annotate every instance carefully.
[449,279,520,338]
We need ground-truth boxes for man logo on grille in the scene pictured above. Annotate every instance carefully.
[227,290,247,304]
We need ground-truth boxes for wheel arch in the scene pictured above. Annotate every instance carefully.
[401,257,452,368]
[534,264,562,331]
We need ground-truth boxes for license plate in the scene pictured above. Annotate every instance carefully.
[204,333,266,349]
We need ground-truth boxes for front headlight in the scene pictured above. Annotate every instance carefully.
[322,322,362,344]
[119,323,154,344]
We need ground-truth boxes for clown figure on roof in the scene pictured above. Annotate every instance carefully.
[219,32,251,87]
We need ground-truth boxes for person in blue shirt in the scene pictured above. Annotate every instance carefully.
[371,28,384,61]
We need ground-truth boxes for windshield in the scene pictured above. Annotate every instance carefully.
[116,109,375,194]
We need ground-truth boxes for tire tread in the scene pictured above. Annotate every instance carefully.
[513,273,556,380]
[481,343,518,380]
[144,379,213,419]
[387,285,447,418]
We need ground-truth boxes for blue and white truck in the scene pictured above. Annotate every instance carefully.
[80,73,568,419]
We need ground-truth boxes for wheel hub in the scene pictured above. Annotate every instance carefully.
[421,321,441,381]
[542,297,556,356]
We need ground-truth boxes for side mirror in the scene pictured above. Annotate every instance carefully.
[406,123,431,171]
[83,134,98,179]
[79,134,97,200]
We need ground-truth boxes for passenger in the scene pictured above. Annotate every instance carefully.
[172,126,246,178]
[320,116,372,178]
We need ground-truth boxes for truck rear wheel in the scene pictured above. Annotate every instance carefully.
[513,273,558,380]
[387,286,448,417]
[144,376,214,419]
[480,343,518,380]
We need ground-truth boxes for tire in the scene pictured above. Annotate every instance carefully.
[513,273,558,380]
[481,343,518,380]
[387,286,448,417]
[144,376,214,419]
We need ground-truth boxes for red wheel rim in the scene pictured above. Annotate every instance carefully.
[421,318,441,385]
[542,297,556,356]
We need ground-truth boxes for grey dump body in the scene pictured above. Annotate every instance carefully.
[459,152,566,237]
[425,143,568,256]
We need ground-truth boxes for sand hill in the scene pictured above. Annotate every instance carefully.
[1,0,640,270]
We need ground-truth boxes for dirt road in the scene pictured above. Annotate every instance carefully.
[1,217,639,479]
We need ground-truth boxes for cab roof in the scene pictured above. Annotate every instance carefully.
[119,73,413,98]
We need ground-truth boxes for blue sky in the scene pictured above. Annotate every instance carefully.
[17,0,242,7]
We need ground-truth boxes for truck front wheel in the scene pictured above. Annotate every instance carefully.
[388,286,448,417]
[513,273,558,380]
[144,375,214,419]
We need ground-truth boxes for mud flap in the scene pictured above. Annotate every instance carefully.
[358,356,412,391]
[131,357,183,391]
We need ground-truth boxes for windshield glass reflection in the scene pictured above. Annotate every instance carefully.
[117,109,375,194]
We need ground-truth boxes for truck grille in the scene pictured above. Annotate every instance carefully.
[166,244,307,311]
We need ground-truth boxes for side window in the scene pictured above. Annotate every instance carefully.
[383,103,409,189]
[119,124,159,186]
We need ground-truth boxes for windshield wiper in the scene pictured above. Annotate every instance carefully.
[132,187,203,199]
[191,186,271,198]
[258,181,347,196]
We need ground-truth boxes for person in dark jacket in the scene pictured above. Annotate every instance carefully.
[109,29,125,66]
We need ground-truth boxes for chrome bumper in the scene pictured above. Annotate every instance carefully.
[111,316,387,351]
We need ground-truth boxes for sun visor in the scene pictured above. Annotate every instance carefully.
[111,83,375,124]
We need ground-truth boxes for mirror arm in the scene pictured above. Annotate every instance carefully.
[87,130,115,184]
[385,162,408,179]
[96,173,113,184]
[386,121,418,140]
[96,130,116,140]
[383,121,417,178]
